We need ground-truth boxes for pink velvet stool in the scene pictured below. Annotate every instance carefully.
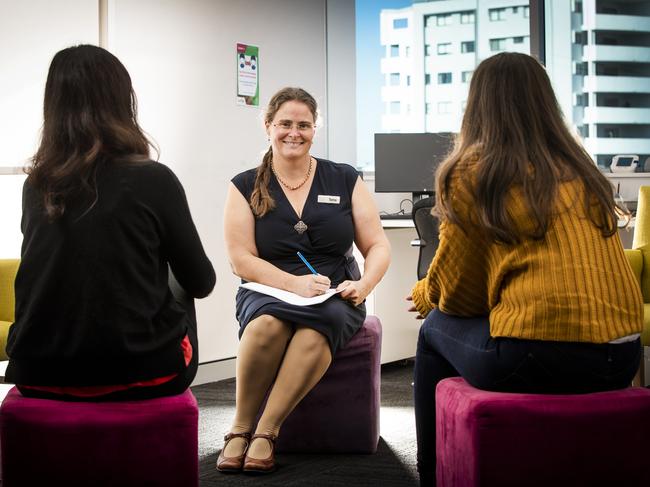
[0,387,199,487]
[435,377,650,487]
[271,315,382,454]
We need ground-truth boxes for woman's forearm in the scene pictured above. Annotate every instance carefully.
[359,242,391,291]
[230,253,296,291]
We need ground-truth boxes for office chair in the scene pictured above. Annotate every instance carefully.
[410,196,440,280]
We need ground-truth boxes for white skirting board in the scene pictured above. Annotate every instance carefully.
[191,358,237,386]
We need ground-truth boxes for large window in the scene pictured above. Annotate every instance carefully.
[543,0,650,171]
[357,0,530,170]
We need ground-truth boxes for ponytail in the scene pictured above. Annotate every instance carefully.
[250,147,276,217]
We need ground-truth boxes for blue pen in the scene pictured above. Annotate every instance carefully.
[297,251,318,275]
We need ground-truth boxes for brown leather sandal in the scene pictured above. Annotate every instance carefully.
[216,432,251,473]
[242,433,278,474]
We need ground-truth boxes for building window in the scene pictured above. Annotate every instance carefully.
[390,44,399,57]
[425,44,431,56]
[390,73,400,86]
[436,14,452,26]
[460,11,475,24]
[490,38,507,52]
[390,101,400,114]
[523,6,529,18]
[393,18,408,29]
[425,73,431,85]
[407,75,411,86]
[438,72,452,84]
[574,31,587,45]
[573,62,588,75]
[462,70,473,83]
[489,8,506,21]
[405,46,410,57]
[513,36,524,44]
[461,41,475,53]
[513,6,519,13]
[437,102,452,114]
[574,93,589,107]
[437,42,452,55]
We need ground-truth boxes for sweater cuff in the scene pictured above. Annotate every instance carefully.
[411,280,433,318]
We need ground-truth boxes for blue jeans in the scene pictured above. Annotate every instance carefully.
[413,309,642,486]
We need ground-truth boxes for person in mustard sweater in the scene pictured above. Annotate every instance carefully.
[407,52,643,487]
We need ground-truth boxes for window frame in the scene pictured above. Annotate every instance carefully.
[437,72,452,84]
[393,17,408,29]
[461,41,475,53]
[437,42,452,55]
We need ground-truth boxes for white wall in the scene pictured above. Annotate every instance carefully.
[0,0,99,168]
[104,0,329,368]
[0,1,363,381]
[326,0,356,165]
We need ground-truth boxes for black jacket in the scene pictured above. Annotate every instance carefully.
[6,161,216,386]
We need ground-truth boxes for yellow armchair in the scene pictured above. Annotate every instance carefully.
[0,259,19,361]
[624,186,650,385]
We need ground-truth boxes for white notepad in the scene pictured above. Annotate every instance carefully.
[240,282,345,306]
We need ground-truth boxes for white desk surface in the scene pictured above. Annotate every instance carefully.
[381,219,414,229]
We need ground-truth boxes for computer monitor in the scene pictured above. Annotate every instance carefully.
[374,132,455,199]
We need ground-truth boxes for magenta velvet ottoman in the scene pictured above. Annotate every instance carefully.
[273,315,382,453]
[0,387,199,487]
[435,377,650,487]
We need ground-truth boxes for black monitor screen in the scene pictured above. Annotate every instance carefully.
[374,132,454,193]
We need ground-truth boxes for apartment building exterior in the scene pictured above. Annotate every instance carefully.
[569,0,650,168]
[380,0,530,134]
[380,0,650,169]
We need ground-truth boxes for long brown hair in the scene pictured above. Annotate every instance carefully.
[27,45,153,220]
[435,52,623,244]
[250,87,317,217]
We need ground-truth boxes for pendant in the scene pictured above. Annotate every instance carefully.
[294,220,308,234]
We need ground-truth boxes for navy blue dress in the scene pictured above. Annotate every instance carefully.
[232,158,366,353]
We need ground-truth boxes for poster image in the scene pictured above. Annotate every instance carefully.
[237,43,259,106]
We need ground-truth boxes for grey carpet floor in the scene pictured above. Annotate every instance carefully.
[193,361,419,486]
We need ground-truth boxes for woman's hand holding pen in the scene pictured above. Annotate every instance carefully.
[337,280,371,306]
[291,274,331,298]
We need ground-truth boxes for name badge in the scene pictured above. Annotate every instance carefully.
[318,195,340,204]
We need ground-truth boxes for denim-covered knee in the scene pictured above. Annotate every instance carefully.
[417,316,435,354]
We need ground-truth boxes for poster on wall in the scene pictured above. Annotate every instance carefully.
[236,43,259,107]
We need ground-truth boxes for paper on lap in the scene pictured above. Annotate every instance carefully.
[240,282,345,306]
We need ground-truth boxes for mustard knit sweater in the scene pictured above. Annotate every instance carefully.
[411,162,643,343]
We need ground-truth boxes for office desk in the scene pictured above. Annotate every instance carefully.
[364,220,420,363]
[380,218,414,228]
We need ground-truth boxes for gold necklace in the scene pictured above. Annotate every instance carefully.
[272,157,313,191]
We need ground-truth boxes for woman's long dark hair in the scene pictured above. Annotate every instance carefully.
[435,52,624,244]
[27,44,153,220]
